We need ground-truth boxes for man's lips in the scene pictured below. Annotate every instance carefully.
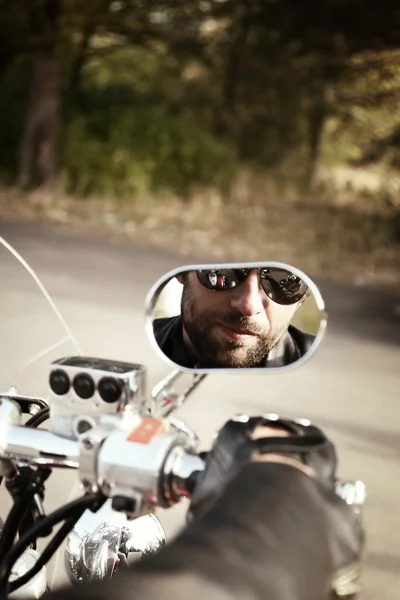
[217,323,259,340]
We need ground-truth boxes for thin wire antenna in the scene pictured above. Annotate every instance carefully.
[0,236,83,355]
[18,335,76,377]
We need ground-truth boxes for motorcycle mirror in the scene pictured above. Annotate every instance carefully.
[145,262,327,373]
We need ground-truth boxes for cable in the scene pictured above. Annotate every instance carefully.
[0,410,52,555]
[8,512,86,593]
[0,493,102,593]
[25,408,50,429]
[0,494,33,564]
[0,467,51,564]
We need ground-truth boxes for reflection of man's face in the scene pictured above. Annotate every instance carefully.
[179,270,304,368]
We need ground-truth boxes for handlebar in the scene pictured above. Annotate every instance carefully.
[0,394,367,519]
[3,427,79,469]
[0,396,79,469]
[0,395,205,516]
[0,386,367,598]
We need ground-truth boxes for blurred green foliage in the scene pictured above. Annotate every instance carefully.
[1,0,400,204]
[0,58,30,184]
[291,294,322,336]
[61,103,237,196]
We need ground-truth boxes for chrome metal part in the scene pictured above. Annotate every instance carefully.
[161,446,204,503]
[153,373,206,418]
[335,480,367,514]
[3,427,79,469]
[65,501,166,584]
[97,419,195,514]
[8,549,47,599]
[48,358,148,440]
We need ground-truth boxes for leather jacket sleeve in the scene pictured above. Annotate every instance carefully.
[44,463,335,600]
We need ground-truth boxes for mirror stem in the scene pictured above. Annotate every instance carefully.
[151,372,207,417]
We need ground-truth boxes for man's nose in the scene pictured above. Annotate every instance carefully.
[230,274,265,316]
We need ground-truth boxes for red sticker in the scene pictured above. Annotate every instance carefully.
[127,417,166,444]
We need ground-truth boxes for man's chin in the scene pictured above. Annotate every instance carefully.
[214,349,265,369]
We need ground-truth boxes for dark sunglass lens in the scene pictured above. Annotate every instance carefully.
[260,269,307,305]
[197,269,249,290]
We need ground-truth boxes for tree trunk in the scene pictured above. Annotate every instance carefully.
[304,93,327,189]
[19,50,60,190]
[18,0,61,191]
[214,2,251,137]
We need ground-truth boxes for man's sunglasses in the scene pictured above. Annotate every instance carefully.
[196,268,308,306]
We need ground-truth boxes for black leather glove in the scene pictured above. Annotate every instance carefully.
[189,414,335,518]
[188,414,365,598]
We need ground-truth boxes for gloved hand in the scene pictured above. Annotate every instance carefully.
[188,414,365,598]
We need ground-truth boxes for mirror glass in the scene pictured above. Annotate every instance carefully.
[145,263,327,372]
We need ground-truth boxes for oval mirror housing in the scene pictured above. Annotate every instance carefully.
[145,263,327,373]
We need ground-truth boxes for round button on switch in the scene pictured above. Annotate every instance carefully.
[98,377,122,403]
[49,369,70,396]
[73,373,95,400]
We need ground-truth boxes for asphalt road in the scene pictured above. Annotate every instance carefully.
[0,218,399,599]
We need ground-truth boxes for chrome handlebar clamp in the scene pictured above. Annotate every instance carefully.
[92,416,199,517]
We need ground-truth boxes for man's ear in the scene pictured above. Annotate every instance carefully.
[175,273,185,285]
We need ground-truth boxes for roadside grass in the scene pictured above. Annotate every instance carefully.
[0,167,399,287]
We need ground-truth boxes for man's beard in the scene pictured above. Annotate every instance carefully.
[180,286,287,368]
